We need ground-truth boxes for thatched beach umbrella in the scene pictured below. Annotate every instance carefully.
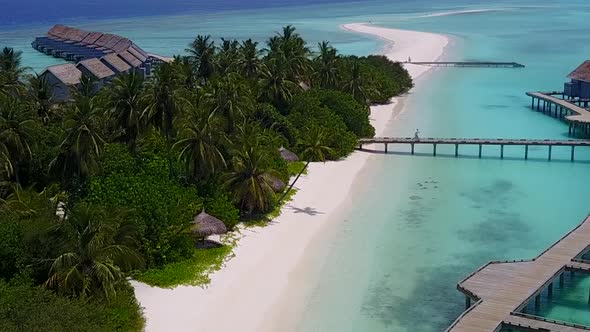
[261,173,287,193]
[279,147,299,162]
[191,209,227,240]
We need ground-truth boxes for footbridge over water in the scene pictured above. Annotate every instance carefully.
[404,61,525,68]
[445,214,590,332]
[357,137,590,161]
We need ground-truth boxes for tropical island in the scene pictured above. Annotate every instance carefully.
[0,25,412,331]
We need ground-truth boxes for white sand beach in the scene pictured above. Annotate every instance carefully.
[132,24,449,332]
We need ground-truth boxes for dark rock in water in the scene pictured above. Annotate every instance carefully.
[409,195,422,201]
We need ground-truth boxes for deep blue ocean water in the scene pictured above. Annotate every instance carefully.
[2,1,590,331]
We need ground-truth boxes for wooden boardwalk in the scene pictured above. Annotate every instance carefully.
[445,215,590,332]
[357,137,590,161]
[527,92,590,137]
[405,61,525,68]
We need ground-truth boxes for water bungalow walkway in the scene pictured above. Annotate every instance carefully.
[445,214,590,332]
[527,92,590,136]
[357,137,590,161]
[405,61,525,68]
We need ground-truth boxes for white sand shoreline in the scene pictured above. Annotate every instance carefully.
[132,23,449,332]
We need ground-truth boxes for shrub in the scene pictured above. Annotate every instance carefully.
[288,92,358,160]
[0,277,143,332]
[87,144,202,267]
[309,89,375,138]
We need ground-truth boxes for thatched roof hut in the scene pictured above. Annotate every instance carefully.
[191,209,227,238]
[262,173,286,193]
[279,147,299,162]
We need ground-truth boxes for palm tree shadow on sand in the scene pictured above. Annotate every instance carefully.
[286,205,325,216]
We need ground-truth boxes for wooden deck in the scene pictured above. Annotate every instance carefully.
[445,215,590,332]
[527,92,590,125]
[405,61,525,68]
[357,137,590,161]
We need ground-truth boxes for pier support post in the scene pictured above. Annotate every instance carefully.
[531,97,534,109]
[560,273,565,288]
[569,123,573,135]
[500,145,504,159]
[384,143,388,153]
[537,99,540,110]
[535,294,541,309]
[525,145,528,160]
[455,144,458,157]
[478,144,482,158]
[465,296,471,309]
[571,146,575,162]
[411,143,415,155]
[433,144,437,156]
[548,283,553,298]
[543,100,546,113]
[548,145,552,161]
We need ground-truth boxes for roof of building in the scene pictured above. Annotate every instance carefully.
[81,31,103,44]
[127,46,147,62]
[77,58,115,79]
[119,50,142,67]
[41,63,82,85]
[95,34,115,47]
[100,53,132,72]
[112,39,132,54]
[568,60,590,83]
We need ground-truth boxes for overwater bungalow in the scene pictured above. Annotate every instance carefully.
[39,63,82,100]
[33,24,168,100]
[564,60,590,99]
[100,53,132,75]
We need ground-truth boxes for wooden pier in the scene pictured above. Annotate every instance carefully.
[445,214,590,332]
[357,137,590,161]
[405,61,525,68]
[527,92,590,137]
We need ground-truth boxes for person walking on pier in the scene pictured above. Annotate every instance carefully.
[414,129,420,140]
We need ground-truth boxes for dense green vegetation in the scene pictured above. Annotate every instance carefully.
[0,26,411,330]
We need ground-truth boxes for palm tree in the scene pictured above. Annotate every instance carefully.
[45,203,142,299]
[225,145,277,214]
[0,47,29,89]
[26,74,55,124]
[278,126,332,202]
[106,72,145,152]
[272,25,311,81]
[313,41,339,89]
[342,58,368,104]
[50,97,104,180]
[0,93,34,184]
[238,39,262,79]
[216,38,240,75]
[205,73,253,132]
[258,57,300,111]
[142,63,182,176]
[185,35,216,84]
[173,55,198,90]
[173,104,227,182]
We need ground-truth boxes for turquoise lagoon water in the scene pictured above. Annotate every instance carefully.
[3,1,590,331]
[533,274,590,326]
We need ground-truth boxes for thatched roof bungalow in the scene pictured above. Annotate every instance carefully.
[279,147,299,162]
[262,173,287,193]
[191,210,227,239]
